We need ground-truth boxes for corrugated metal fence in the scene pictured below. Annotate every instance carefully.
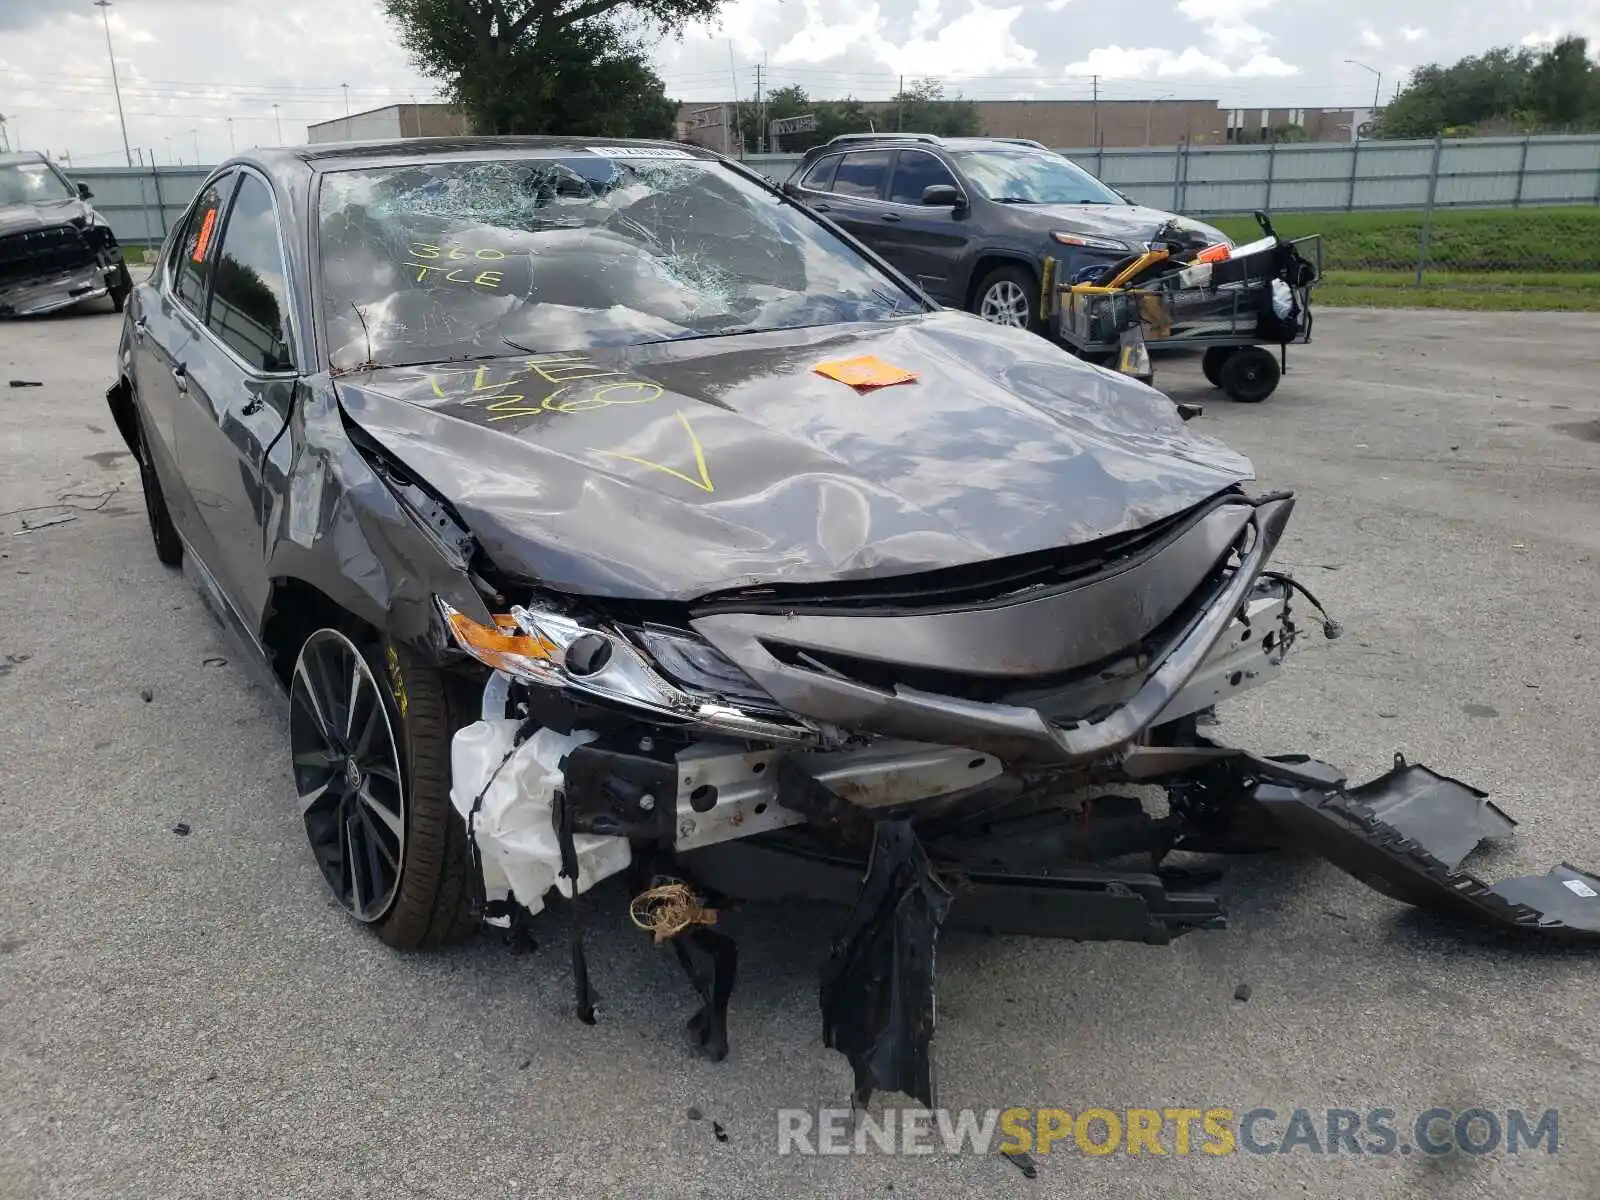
[72,165,212,250]
[74,134,1599,251]
[750,133,1600,215]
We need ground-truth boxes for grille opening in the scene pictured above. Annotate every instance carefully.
[0,225,95,288]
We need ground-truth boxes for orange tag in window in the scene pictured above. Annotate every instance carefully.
[191,207,218,263]
[812,354,919,392]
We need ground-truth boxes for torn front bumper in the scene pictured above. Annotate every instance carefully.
[0,261,116,316]
[688,744,1600,1109]
[690,494,1296,763]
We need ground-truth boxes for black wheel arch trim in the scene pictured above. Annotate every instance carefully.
[964,250,1043,308]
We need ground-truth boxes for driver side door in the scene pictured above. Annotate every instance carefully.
[170,168,300,629]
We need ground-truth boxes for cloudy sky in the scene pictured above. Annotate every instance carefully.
[0,0,1593,165]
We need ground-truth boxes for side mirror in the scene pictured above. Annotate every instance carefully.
[77,182,94,201]
[921,184,964,208]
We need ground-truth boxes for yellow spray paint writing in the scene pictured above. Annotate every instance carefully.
[404,262,503,289]
[408,242,507,261]
[385,646,408,722]
[597,410,715,494]
[421,363,715,496]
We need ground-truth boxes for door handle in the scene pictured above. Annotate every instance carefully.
[172,363,188,394]
[132,317,147,340]
[812,202,831,212]
[880,212,902,223]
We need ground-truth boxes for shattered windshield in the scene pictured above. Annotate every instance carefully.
[952,150,1124,205]
[317,151,928,370]
[0,161,76,206]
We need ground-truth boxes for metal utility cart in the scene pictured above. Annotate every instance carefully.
[1045,213,1323,403]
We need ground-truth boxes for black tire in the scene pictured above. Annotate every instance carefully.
[1219,346,1281,403]
[290,628,481,950]
[109,262,132,313]
[1201,346,1236,388]
[970,264,1043,333]
[376,638,482,949]
[131,396,183,567]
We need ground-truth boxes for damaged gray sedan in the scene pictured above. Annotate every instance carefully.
[107,136,1600,1110]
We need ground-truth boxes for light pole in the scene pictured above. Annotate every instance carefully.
[191,127,200,163]
[164,135,173,164]
[227,116,235,152]
[272,103,282,144]
[1345,58,1383,119]
[342,83,351,117]
[93,1,133,167]
[1145,92,1174,145]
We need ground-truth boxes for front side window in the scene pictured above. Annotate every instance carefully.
[207,175,294,372]
[799,155,839,191]
[888,151,959,204]
[316,152,926,371]
[174,177,233,317]
[950,150,1124,205]
[830,151,890,199]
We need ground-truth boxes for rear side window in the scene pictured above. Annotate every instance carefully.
[831,151,890,199]
[206,174,294,372]
[888,151,959,204]
[799,155,839,191]
[173,177,233,317]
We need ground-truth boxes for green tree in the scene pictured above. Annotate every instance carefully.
[1376,36,1598,137]
[1528,35,1594,127]
[733,88,883,153]
[383,0,721,136]
[889,78,981,136]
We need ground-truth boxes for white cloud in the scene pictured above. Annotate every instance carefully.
[1519,26,1563,47]
[1064,44,1273,78]
[909,0,945,39]
[879,3,1037,75]
[1359,25,1384,49]
[1400,24,1426,42]
[772,0,885,63]
[1175,0,1275,55]
[1045,0,1072,10]
[1237,53,1298,76]
[773,0,1036,77]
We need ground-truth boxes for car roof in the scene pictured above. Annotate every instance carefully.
[198,136,734,204]
[795,135,1051,167]
[292,135,722,168]
[0,150,50,166]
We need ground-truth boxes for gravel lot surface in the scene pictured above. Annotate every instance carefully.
[2,302,1597,1199]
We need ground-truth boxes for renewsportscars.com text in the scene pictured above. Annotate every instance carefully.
[776,1106,1559,1159]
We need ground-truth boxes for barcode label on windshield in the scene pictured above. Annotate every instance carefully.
[586,146,693,159]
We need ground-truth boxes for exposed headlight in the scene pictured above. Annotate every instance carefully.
[630,625,771,706]
[441,598,680,711]
[439,601,562,682]
[439,599,810,742]
[1051,230,1131,253]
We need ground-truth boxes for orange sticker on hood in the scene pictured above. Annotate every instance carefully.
[812,355,919,392]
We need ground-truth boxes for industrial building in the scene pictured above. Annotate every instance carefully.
[308,100,1378,153]
[307,103,476,144]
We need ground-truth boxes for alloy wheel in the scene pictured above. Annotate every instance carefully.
[290,629,407,923]
[979,280,1031,328]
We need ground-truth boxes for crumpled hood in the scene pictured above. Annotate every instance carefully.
[334,310,1254,601]
[1026,203,1230,249]
[0,198,90,238]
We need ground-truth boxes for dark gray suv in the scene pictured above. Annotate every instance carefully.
[781,134,1229,332]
